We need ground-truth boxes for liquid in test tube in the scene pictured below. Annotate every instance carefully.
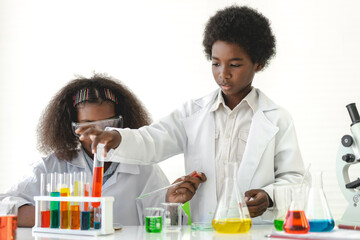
[81,172,91,230]
[91,152,104,208]
[40,173,50,228]
[50,173,60,228]
[60,173,70,229]
[70,172,81,229]
[92,150,104,230]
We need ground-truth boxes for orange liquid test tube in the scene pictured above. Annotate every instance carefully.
[91,152,104,208]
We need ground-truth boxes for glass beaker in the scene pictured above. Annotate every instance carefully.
[273,183,297,231]
[162,203,182,231]
[212,162,252,234]
[145,207,164,233]
[305,171,335,232]
[0,201,17,240]
[283,184,309,234]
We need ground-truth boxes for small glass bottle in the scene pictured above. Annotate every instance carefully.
[212,162,252,234]
[305,171,335,232]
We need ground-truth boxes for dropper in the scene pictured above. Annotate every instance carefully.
[137,181,185,200]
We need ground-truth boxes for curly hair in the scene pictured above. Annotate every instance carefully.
[37,73,151,161]
[203,5,276,68]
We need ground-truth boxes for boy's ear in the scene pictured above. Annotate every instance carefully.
[255,63,264,71]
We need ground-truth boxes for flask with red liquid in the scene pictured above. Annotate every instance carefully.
[283,185,310,234]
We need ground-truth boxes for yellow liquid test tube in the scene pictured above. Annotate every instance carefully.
[70,172,82,229]
[60,173,70,229]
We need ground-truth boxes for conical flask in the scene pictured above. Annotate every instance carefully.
[305,171,335,232]
[212,162,252,233]
[283,184,310,234]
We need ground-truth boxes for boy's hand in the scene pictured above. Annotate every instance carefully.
[76,127,121,157]
[244,189,272,218]
[166,171,207,203]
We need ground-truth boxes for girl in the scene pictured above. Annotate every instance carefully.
[0,73,200,226]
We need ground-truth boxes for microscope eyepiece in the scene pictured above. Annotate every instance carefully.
[346,103,360,126]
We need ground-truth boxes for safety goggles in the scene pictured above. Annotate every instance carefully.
[71,115,123,137]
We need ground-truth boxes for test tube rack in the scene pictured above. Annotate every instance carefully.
[32,196,114,236]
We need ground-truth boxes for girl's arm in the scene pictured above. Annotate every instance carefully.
[18,204,35,227]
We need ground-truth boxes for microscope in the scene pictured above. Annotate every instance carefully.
[336,103,360,229]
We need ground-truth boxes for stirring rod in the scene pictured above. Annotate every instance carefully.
[137,181,185,200]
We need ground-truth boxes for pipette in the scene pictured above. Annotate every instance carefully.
[137,173,200,200]
[137,181,184,200]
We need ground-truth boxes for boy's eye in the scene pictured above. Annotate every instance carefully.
[212,63,220,67]
[231,64,242,67]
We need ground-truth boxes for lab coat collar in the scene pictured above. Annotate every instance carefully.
[196,88,278,113]
[210,87,259,114]
[257,89,278,112]
[66,148,88,170]
[115,163,140,175]
[103,163,140,189]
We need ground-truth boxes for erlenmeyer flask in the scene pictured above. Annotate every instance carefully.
[283,184,309,234]
[305,171,335,232]
[212,162,252,234]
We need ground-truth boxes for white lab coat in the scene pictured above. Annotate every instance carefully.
[0,148,170,225]
[109,88,306,224]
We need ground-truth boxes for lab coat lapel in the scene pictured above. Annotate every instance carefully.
[103,163,140,190]
[238,109,279,192]
[183,103,217,223]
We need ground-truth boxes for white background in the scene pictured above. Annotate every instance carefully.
[1,0,360,220]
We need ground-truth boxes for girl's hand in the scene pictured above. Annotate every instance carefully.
[244,189,272,218]
[76,127,122,157]
[165,171,207,203]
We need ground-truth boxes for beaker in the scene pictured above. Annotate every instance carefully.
[145,207,164,233]
[212,162,252,234]
[273,183,297,231]
[305,171,335,232]
[283,184,309,234]
[162,203,182,231]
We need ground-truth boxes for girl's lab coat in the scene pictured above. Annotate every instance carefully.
[0,148,170,225]
[110,88,306,224]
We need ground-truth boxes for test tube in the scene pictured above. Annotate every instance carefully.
[81,172,91,230]
[94,207,101,229]
[50,173,60,228]
[91,152,104,208]
[60,173,70,229]
[80,173,94,230]
[70,172,82,229]
[40,173,50,228]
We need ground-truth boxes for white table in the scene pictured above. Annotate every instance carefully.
[18,225,274,240]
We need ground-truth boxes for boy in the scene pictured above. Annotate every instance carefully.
[79,6,306,224]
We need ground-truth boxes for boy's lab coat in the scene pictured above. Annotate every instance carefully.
[0,148,170,225]
[110,88,306,224]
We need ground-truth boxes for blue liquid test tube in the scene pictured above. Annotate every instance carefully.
[80,172,91,230]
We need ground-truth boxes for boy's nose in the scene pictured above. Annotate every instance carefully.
[220,66,231,79]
